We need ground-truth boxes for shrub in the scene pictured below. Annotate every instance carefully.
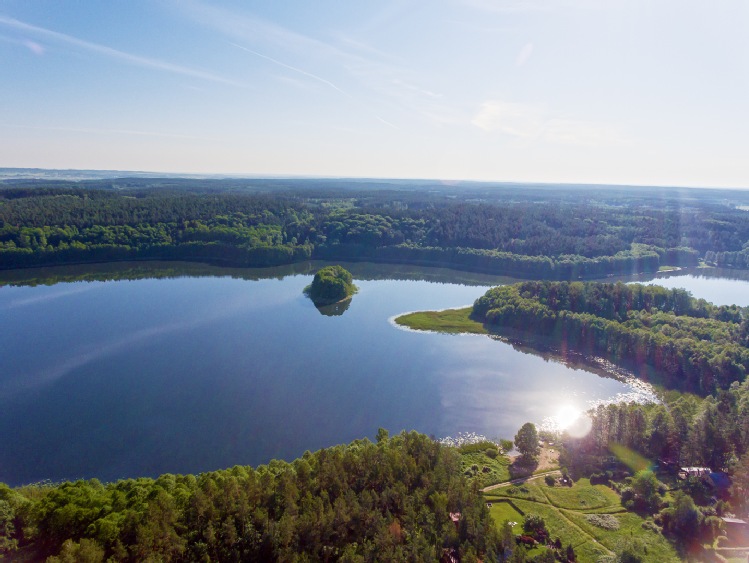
[585,514,620,531]
[544,475,556,486]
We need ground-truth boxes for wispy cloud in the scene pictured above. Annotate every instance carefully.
[0,14,238,86]
[472,99,626,146]
[459,0,551,14]
[231,43,350,97]
[460,0,596,13]
[174,1,447,128]
[1,123,216,141]
[230,42,399,129]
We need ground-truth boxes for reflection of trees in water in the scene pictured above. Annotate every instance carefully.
[486,329,638,384]
[10,259,747,289]
[315,298,352,317]
[0,259,516,288]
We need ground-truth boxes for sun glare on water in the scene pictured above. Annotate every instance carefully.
[543,404,592,438]
[555,405,581,430]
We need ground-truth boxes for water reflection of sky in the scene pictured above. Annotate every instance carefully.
[628,268,749,307]
[0,264,744,485]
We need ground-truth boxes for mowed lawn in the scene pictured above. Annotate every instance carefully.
[542,478,621,510]
[487,500,524,534]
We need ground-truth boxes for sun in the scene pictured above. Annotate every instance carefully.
[555,405,581,430]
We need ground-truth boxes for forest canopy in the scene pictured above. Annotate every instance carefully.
[2,180,749,278]
[473,281,749,394]
[0,431,500,562]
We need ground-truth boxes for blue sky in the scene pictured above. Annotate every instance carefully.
[1,0,748,187]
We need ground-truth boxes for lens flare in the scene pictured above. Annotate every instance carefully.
[556,405,581,430]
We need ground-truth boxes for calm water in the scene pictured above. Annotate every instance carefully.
[1,263,746,486]
[633,268,749,307]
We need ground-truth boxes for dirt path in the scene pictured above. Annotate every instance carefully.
[481,469,561,493]
[537,481,616,557]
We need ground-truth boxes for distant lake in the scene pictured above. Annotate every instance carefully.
[1,262,746,486]
[632,267,749,307]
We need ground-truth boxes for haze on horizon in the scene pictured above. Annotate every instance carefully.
[1,0,748,189]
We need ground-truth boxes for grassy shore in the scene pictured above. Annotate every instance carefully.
[394,307,487,334]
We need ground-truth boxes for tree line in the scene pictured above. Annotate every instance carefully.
[2,183,749,277]
[473,281,749,394]
[0,431,500,562]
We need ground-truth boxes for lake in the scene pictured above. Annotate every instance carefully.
[1,262,747,486]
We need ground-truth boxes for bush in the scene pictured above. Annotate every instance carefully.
[544,475,556,486]
[621,487,634,503]
[458,441,499,455]
[585,514,620,531]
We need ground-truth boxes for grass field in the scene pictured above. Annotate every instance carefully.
[565,510,679,562]
[542,478,621,510]
[487,500,524,534]
[486,483,548,503]
[394,307,487,334]
[484,476,680,562]
[460,451,511,487]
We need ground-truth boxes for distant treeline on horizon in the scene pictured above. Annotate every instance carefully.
[2,178,749,277]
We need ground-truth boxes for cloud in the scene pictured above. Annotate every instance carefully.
[460,0,598,13]
[472,100,545,138]
[0,14,237,86]
[231,42,399,129]
[516,42,534,67]
[459,0,551,14]
[231,43,350,97]
[1,123,217,141]
[24,39,44,55]
[174,1,443,127]
[472,99,625,146]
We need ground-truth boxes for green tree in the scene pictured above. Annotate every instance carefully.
[514,423,540,459]
[630,470,662,512]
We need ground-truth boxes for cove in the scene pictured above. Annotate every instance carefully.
[4,262,747,486]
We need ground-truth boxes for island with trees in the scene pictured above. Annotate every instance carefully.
[304,265,357,307]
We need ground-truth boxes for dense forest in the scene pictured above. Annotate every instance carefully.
[473,281,749,394]
[0,431,501,562]
[2,179,749,277]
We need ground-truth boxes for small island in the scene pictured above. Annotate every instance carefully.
[305,265,358,307]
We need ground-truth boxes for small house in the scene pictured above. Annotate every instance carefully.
[678,466,711,479]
